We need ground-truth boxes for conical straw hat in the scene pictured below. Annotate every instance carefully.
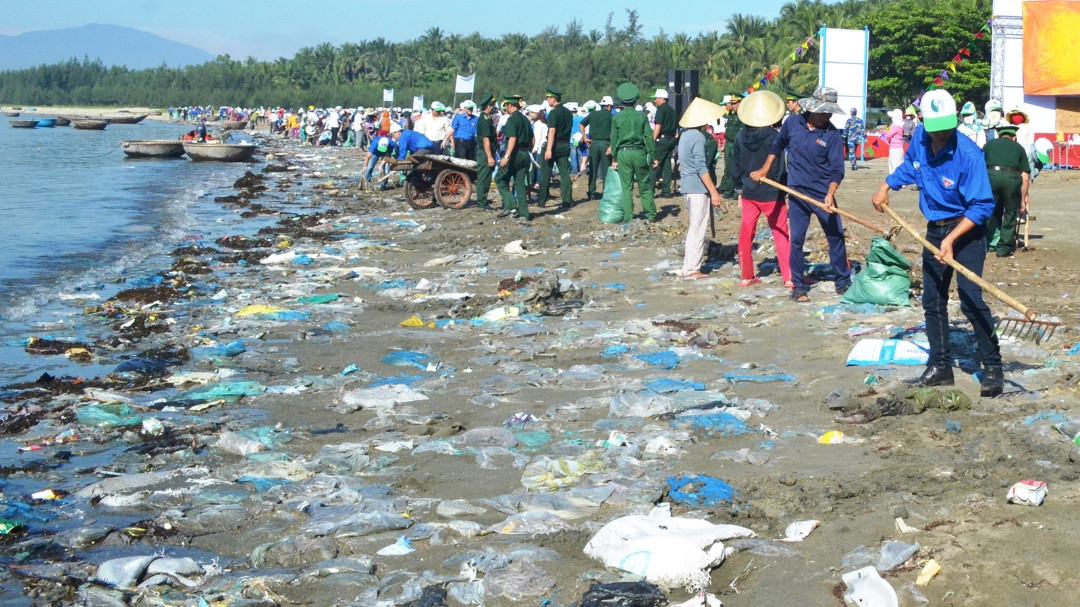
[737,90,785,127]
[679,97,726,129]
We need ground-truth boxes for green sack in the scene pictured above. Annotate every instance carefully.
[841,237,912,306]
[599,166,624,223]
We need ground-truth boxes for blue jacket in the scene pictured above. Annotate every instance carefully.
[768,114,844,200]
[396,130,435,160]
[450,113,478,140]
[885,126,994,225]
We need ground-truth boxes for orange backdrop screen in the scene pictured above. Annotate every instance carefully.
[1023,1,1080,95]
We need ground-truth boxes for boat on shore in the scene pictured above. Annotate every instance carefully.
[72,119,109,130]
[121,139,186,159]
[219,120,248,131]
[54,117,71,126]
[9,120,38,128]
[105,113,149,124]
[35,118,57,128]
[182,141,256,162]
[3,110,19,117]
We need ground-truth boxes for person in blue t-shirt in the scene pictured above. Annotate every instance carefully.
[750,86,850,303]
[389,123,437,160]
[871,89,1003,397]
[449,101,479,160]
[364,135,397,190]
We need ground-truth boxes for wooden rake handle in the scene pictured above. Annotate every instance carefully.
[881,204,1037,321]
[758,176,890,236]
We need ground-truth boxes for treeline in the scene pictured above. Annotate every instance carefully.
[0,0,991,110]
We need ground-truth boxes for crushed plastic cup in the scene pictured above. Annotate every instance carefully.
[818,430,845,444]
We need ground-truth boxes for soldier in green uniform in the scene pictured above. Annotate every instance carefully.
[580,96,614,200]
[718,92,745,199]
[705,124,719,186]
[495,94,533,220]
[649,88,679,197]
[607,83,656,222]
[538,87,575,208]
[982,116,1031,257]
[473,92,498,211]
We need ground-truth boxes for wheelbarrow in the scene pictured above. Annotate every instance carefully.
[387,154,478,210]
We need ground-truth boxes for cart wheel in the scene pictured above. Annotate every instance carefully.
[405,172,437,209]
[435,169,473,209]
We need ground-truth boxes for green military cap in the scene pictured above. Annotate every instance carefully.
[616,82,639,105]
[783,91,801,102]
[545,87,563,100]
[478,92,497,109]
[503,93,523,103]
[727,92,744,102]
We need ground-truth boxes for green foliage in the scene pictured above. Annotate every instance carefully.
[0,1,989,109]
[859,0,992,108]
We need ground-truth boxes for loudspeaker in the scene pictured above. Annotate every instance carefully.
[666,69,699,118]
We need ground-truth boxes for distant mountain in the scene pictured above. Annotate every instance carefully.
[0,23,213,71]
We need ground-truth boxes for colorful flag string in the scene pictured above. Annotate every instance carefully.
[743,27,825,96]
[928,19,992,89]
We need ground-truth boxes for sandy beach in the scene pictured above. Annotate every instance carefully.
[3,131,1079,606]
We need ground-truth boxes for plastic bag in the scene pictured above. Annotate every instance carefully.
[842,237,912,306]
[599,166,624,223]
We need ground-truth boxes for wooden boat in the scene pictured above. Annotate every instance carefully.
[35,118,57,128]
[182,141,257,162]
[219,120,248,131]
[2,111,19,117]
[54,117,71,126]
[9,120,38,128]
[105,113,149,124]
[72,119,109,130]
[121,139,185,158]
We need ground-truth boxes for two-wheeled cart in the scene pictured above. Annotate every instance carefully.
[387,154,477,210]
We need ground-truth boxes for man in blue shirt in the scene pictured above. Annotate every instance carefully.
[364,135,397,190]
[750,87,850,302]
[389,123,437,160]
[449,101,478,160]
[843,108,865,170]
[871,89,1003,397]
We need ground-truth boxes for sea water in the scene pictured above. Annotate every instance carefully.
[0,115,257,384]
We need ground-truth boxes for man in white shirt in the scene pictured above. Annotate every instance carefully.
[325,106,341,146]
[422,102,452,154]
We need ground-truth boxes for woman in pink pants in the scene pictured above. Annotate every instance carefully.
[730,91,792,288]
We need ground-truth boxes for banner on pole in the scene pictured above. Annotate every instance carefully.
[383,88,394,104]
[413,96,425,112]
[818,28,869,130]
[455,74,475,94]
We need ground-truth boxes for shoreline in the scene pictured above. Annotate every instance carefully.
[1,134,1078,605]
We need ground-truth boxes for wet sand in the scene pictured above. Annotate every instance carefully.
[3,133,1079,606]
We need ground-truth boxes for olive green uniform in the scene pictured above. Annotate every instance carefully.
[704,132,718,186]
[496,110,533,219]
[611,107,656,222]
[580,109,613,199]
[474,112,496,208]
[719,111,744,198]
[649,102,678,196]
[539,103,575,206]
[982,136,1031,256]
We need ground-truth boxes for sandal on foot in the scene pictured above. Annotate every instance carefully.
[790,289,810,303]
[738,277,761,287]
[684,271,709,280]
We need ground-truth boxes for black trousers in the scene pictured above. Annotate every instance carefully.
[454,138,476,160]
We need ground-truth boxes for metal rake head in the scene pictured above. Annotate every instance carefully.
[997,315,1061,344]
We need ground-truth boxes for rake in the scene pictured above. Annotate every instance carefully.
[881,204,1061,343]
[758,176,902,240]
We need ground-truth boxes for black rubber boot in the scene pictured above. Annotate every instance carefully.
[909,366,954,387]
[980,366,1004,397]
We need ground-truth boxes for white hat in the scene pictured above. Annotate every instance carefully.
[565,102,579,112]
[431,101,446,112]
[921,89,958,132]
[463,99,475,109]
[389,122,402,134]
[652,88,669,99]
[584,100,598,111]
[600,96,614,106]
[526,104,543,114]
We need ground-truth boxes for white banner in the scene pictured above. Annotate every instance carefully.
[818,27,869,130]
[455,74,475,94]
[413,96,424,112]
[382,88,394,104]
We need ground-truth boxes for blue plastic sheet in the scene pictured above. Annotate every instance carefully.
[321,321,351,334]
[636,351,679,370]
[722,372,796,383]
[381,351,437,369]
[600,344,630,358]
[369,374,426,387]
[643,378,705,393]
[672,412,754,436]
[237,476,293,491]
[667,474,737,507]
[193,339,246,359]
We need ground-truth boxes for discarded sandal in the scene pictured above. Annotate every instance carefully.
[738,277,761,287]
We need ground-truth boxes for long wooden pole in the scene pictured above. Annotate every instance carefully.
[758,176,890,236]
[881,204,1037,320]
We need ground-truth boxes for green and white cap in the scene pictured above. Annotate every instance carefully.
[376,136,391,152]
[921,89,958,132]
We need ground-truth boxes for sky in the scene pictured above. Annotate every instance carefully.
[1,0,796,61]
